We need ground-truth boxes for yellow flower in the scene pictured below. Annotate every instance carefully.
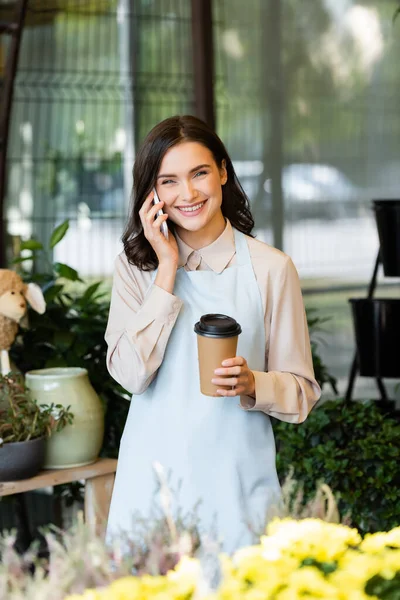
[361,526,400,553]
[331,550,384,594]
[107,576,141,599]
[245,588,275,600]
[63,519,400,600]
[139,574,171,595]
[285,566,339,597]
[166,556,199,597]
[262,519,361,563]
[379,548,400,572]
[64,590,104,600]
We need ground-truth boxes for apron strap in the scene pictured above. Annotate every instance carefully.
[233,228,252,267]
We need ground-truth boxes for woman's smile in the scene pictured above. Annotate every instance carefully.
[175,199,208,216]
[156,141,227,248]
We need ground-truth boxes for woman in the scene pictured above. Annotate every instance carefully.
[105,115,321,552]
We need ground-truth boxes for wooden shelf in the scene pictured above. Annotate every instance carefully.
[0,457,118,538]
[0,457,117,497]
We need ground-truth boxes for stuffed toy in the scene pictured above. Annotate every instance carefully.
[0,269,46,376]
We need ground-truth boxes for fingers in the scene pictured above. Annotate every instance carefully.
[144,213,168,243]
[137,191,178,266]
[221,357,245,368]
[139,190,155,215]
[139,192,165,224]
[213,359,247,387]
[214,365,241,376]
[216,386,245,397]
[152,213,169,230]
[144,200,165,223]
[212,376,240,387]
[139,192,169,242]
[212,357,254,397]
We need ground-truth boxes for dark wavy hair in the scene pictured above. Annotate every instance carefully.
[122,115,255,270]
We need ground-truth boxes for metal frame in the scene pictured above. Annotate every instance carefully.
[0,0,29,267]
[345,250,388,401]
[191,0,215,130]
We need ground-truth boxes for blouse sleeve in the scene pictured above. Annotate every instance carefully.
[105,254,183,395]
[240,256,321,423]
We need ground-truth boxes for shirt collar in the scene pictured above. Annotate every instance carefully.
[176,219,236,274]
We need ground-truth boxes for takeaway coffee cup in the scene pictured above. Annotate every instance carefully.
[194,314,242,397]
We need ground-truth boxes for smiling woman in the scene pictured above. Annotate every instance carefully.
[122,115,254,271]
[155,142,227,247]
[105,115,321,553]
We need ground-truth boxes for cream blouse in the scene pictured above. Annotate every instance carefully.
[105,220,321,423]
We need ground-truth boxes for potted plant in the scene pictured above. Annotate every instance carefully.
[0,373,73,481]
[25,367,104,469]
[10,220,130,465]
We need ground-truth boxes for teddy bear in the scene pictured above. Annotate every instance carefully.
[0,269,46,376]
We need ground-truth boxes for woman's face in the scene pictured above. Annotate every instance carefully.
[155,141,227,241]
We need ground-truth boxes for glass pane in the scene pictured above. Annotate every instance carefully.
[214,0,400,396]
[5,0,194,277]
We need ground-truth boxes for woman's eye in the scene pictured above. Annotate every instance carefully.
[161,179,175,185]
[194,170,207,178]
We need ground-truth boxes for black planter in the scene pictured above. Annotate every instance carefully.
[373,200,400,276]
[0,437,46,481]
[350,298,400,378]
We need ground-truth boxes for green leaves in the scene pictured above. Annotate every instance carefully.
[301,558,337,575]
[13,220,70,276]
[12,255,35,264]
[0,374,74,443]
[53,262,81,281]
[274,399,400,534]
[79,281,103,305]
[365,573,400,600]
[20,240,44,251]
[49,220,69,248]
[306,308,338,395]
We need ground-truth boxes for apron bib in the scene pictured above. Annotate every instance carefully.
[107,229,281,552]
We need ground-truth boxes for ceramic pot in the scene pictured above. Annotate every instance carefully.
[25,367,104,469]
[0,437,46,481]
[349,298,400,378]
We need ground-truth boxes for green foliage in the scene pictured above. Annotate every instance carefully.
[273,398,400,534]
[49,221,69,249]
[10,221,129,459]
[306,308,338,395]
[0,373,73,444]
[366,573,400,600]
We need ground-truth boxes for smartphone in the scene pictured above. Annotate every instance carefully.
[153,188,169,240]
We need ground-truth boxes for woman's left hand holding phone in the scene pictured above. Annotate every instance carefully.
[139,191,179,294]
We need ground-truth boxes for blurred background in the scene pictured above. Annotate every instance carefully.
[1,0,400,399]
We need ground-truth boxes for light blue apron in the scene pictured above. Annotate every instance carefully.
[107,228,281,552]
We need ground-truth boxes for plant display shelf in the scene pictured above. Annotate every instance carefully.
[0,457,117,538]
[345,249,397,402]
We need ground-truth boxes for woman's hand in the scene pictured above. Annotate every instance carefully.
[139,191,179,268]
[212,357,256,398]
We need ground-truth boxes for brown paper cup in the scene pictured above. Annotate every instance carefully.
[196,334,238,396]
[194,314,242,397]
